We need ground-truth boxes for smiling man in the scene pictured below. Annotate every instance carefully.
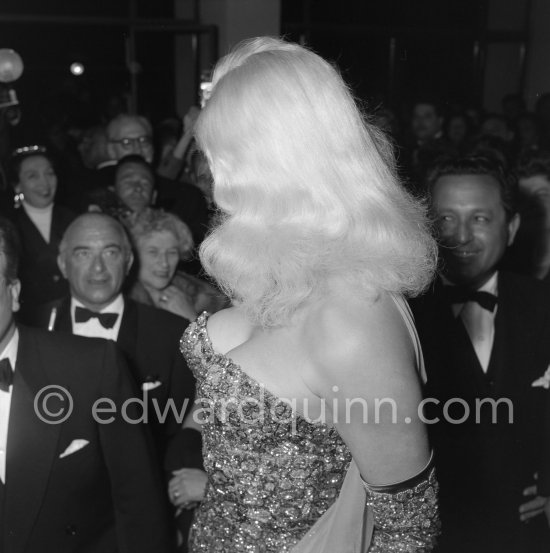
[0,216,171,553]
[411,155,550,553]
[29,213,195,467]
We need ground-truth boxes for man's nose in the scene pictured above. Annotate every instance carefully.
[455,220,473,244]
[91,254,106,272]
[128,142,142,155]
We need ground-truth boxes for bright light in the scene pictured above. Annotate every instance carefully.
[70,62,84,76]
[0,49,24,83]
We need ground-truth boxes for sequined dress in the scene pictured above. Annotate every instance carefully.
[181,313,352,552]
[181,310,440,552]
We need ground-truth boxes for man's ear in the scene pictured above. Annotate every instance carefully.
[57,254,67,278]
[9,279,21,313]
[507,213,521,246]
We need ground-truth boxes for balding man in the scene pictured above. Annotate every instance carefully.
[0,216,171,552]
[30,213,195,465]
[107,114,155,163]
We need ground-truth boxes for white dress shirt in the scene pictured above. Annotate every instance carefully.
[22,201,53,243]
[71,295,124,342]
[0,328,19,483]
[445,272,498,373]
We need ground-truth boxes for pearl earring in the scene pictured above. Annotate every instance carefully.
[14,191,24,208]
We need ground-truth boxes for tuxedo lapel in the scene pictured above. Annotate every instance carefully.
[4,328,61,553]
[485,292,507,390]
[117,299,140,381]
[53,297,73,333]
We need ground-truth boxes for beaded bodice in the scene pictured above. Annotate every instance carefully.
[180,312,352,552]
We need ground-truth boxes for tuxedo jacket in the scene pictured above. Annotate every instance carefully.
[31,297,195,466]
[9,205,75,321]
[410,271,550,550]
[2,325,171,553]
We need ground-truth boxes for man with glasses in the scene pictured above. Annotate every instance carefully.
[107,114,155,163]
[105,113,209,253]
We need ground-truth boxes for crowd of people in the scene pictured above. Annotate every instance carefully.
[0,34,549,553]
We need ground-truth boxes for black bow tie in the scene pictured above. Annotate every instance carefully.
[74,306,119,329]
[0,358,13,392]
[444,286,498,313]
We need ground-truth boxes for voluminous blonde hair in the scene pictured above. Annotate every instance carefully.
[196,37,436,327]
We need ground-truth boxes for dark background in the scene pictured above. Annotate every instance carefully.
[0,0,523,139]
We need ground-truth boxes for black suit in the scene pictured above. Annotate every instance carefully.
[2,326,171,553]
[31,297,195,468]
[411,272,550,553]
[9,205,75,322]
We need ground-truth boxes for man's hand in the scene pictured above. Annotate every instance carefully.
[168,467,207,512]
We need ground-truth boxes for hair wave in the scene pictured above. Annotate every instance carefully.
[196,37,436,326]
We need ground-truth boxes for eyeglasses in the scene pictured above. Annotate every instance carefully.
[109,136,153,149]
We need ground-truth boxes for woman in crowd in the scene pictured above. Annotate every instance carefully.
[126,208,227,320]
[177,37,440,552]
[8,145,75,319]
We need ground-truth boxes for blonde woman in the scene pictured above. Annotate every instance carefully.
[126,209,227,320]
[178,37,440,552]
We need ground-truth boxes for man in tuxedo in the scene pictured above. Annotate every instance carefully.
[411,155,550,552]
[32,212,195,467]
[0,216,171,552]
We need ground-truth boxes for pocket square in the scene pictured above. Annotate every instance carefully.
[60,439,89,458]
[532,366,550,389]
[142,380,162,392]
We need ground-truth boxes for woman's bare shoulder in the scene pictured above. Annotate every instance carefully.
[302,292,418,396]
[206,306,253,354]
